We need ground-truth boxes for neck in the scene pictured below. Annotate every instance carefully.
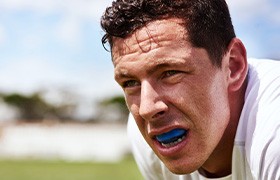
[199,122,236,178]
[199,77,248,178]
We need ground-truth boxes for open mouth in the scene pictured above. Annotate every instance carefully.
[155,128,188,148]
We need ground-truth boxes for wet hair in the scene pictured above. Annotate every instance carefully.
[101,0,236,67]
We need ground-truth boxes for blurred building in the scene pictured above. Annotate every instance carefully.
[0,122,131,162]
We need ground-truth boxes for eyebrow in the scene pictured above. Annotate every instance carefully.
[147,58,189,74]
[115,60,186,81]
[114,68,136,81]
[146,62,172,75]
[115,72,134,80]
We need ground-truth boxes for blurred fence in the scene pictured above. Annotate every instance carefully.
[0,122,131,162]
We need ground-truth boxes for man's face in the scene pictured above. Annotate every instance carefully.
[112,18,231,174]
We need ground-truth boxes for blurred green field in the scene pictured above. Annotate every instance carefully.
[0,157,143,180]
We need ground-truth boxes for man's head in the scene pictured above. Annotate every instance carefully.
[101,0,248,176]
[101,0,236,67]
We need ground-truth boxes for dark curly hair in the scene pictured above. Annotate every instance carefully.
[101,0,236,67]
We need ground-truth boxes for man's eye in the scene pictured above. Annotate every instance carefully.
[122,80,139,88]
[163,70,180,78]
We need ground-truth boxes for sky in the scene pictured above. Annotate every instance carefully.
[0,0,279,116]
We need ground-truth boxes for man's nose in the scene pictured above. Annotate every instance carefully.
[139,81,168,120]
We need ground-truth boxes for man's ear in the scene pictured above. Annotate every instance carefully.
[226,38,248,92]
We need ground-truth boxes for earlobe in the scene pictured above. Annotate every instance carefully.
[227,38,248,92]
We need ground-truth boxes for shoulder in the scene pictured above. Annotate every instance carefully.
[248,58,280,79]
[241,58,280,179]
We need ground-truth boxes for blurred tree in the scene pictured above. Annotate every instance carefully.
[97,95,129,123]
[1,92,77,122]
[38,88,78,121]
[3,93,51,121]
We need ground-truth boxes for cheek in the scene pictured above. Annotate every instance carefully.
[124,94,138,111]
[174,77,229,124]
[126,98,145,127]
[197,81,230,135]
[129,103,147,138]
[129,103,139,116]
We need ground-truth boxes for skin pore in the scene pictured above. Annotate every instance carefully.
[112,18,248,178]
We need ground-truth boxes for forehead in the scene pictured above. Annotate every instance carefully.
[111,18,188,65]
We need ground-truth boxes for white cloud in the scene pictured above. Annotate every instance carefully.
[0,25,7,46]
[54,16,82,49]
[0,56,69,93]
[20,33,44,51]
[268,8,280,24]
[0,0,58,14]
[228,0,280,25]
[229,0,268,12]
[226,0,280,59]
[0,55,121,99]
[0,0,112,21]
[0,0,119,98]
[0,0,113,49]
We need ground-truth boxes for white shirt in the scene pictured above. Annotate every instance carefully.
[127,58,280,180]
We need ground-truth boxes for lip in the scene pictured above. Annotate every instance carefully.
[150,127,189,157]
[149,126,187,138]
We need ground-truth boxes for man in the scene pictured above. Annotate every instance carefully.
[101,0,280,179]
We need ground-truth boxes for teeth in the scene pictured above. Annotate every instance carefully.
[161,135,185,148]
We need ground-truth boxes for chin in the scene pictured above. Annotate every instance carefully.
[164,159,201,175]
[168,166,197,175]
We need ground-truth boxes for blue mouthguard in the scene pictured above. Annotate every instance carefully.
[156,129,186,144]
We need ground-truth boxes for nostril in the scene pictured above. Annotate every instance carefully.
[152,111,165,119]
[158,111,165,115]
